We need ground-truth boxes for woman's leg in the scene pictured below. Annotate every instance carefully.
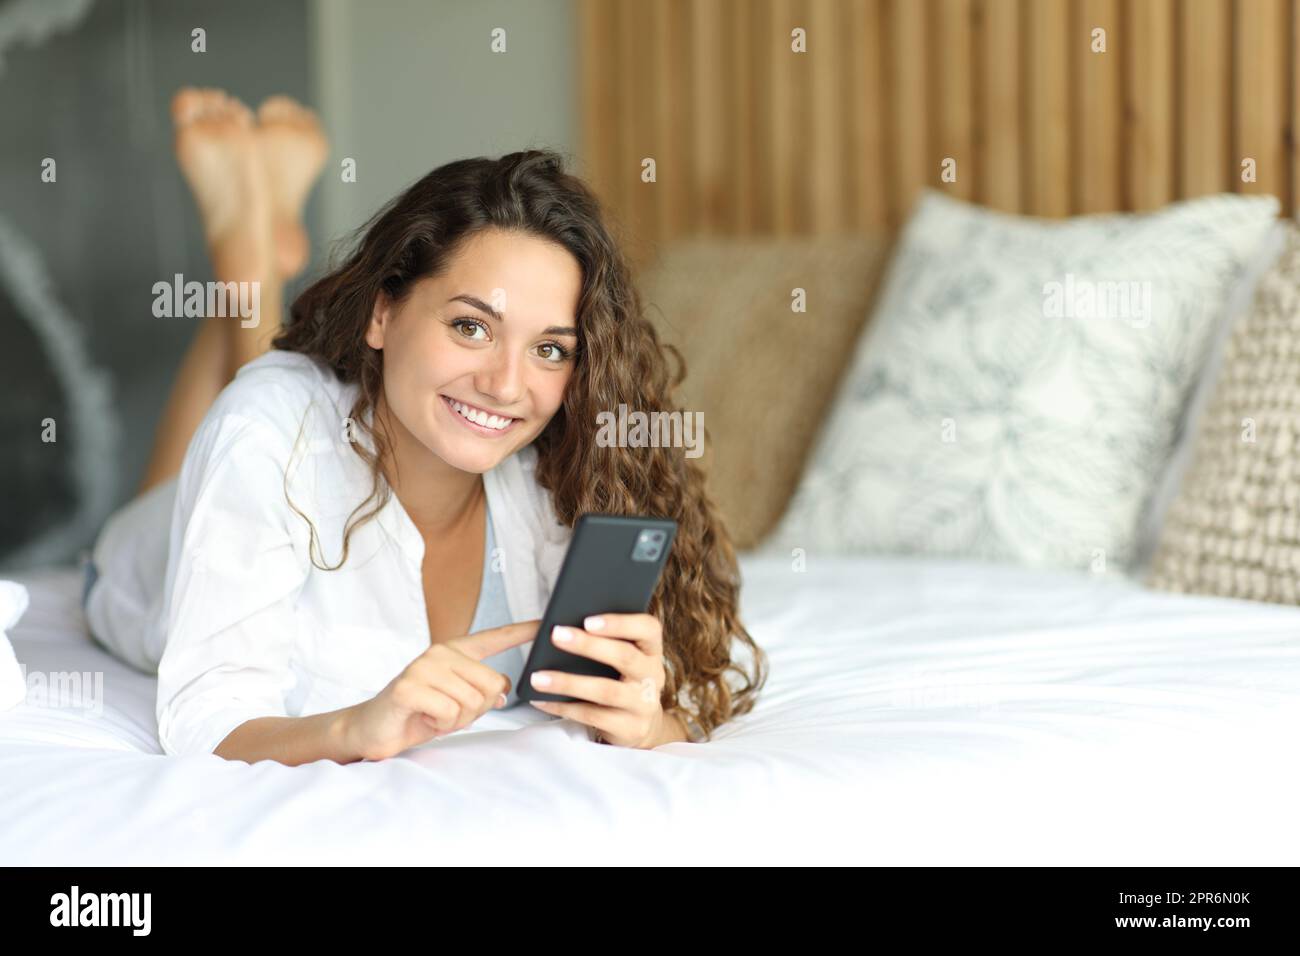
[136,88,326,495]
[136,313,231,494]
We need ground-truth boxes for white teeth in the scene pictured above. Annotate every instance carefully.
[448,398,513,431]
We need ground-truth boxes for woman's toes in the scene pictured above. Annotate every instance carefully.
[257,95,301,122]
[171,87,206,125]
[257,95,322,131]
[195,89,225,118]
[168,86,273,273]
[229,97,254,125]
[252,93,326,279]
[174,87,246,130]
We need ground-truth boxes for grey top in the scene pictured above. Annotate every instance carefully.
[472,502,525,707]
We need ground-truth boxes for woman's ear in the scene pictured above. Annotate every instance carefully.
[365,291,391,350]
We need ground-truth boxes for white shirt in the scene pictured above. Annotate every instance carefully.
[153,349,573,757]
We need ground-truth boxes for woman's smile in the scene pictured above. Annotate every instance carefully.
[439,393,522,436]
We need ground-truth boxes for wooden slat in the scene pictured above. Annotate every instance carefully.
[749,0,775,233]
[809,0,848,230]
[610,0,633,245]
[766,0,797,233]
[787,0,814,233]
[688,0,727,234]
[885,0,928,225]
[1074,0,1122,213]
[1124,0,1174,210]
[846,0,888,230]
[576,0,616,198]
[1293,0,1300,218]
[1025,0,1070,216]
[622,0,658,257]
[729,0,757,234]
[1179,0,1231,196]
[575,0,1289,250]
[649,0,695,242]
[714,0,743,234]
[1235,0,1288,207]
[933,0,974,202]
[975,0,1021,212]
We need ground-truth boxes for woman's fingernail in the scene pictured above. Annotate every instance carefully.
[552,626,573,643]
[497,693,508,708]
[531,672,552,687]
[584,616,605,631]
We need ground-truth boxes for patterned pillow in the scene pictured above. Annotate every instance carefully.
[1146,221,1300,603]
[759,189,1280,572]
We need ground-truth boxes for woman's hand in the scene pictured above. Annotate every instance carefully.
[528,612,674,749]
[342,619,540,761]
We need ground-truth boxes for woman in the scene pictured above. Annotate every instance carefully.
[85,87,766,765]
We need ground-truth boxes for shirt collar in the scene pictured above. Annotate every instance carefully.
[376,485,426,565]
[348,396,549,625]
[347,402,425,565]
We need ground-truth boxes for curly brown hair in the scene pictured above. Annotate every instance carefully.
[270,148,767,742]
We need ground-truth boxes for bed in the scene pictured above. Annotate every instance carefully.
[3,552,1298,865]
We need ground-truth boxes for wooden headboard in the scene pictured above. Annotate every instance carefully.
[577,0,1295,265]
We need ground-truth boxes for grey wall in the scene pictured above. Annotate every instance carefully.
[0,0,312,571]
[310,0,576,244]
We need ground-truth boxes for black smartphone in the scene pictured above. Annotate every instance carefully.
[518,513,677,704]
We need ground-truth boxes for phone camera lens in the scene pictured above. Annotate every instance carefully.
[632,528,665,562]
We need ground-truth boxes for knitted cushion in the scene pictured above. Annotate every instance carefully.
[1146,220,1300,603]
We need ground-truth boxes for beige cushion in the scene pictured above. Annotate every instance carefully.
[1146,220,1300,604]
[636,234,893,550]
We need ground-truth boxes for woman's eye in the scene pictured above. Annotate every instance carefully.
[452,318,570,363]
[452,318,489,341]
[536,343,571,363]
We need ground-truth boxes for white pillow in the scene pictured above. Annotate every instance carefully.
[0,580,31,711]
[760,189,1280,573]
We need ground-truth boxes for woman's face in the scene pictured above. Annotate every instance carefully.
[365,228,582,475]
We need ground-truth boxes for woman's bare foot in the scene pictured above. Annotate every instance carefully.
[171,87,276,281]
[256,95,328,280]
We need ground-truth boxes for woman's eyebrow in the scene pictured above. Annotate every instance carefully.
[448,293,578,337]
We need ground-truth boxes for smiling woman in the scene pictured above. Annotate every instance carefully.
[85,130,768,764]
[269,150,769,756]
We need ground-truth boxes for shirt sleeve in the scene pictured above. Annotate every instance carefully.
[155,401,311,758]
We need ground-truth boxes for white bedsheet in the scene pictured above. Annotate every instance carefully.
[2,555,1298,865]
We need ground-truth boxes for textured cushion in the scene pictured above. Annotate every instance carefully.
[1130,220,1290,571]
[759,189,1281,572]
[638,234,893,550]
[1146,221,1300,603]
